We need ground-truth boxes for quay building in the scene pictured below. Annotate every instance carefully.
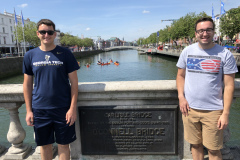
[0,10,61,55]
[0,10,30,54]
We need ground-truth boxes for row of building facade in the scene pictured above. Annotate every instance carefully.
[0,10,133,55]
[162,6,240,48]
[1,8,239,55]
[0,10,61,55]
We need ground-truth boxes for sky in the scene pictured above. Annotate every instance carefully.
[0,0,239,42]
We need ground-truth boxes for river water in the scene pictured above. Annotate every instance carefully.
[0,49,239,147]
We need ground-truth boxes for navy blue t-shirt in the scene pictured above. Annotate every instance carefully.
[23,46,80,109]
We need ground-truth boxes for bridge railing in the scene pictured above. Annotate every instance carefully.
[1,80,240,159]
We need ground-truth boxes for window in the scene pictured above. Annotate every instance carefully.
[1,18,3,24]
[9,19,12,24]
[3,27,5,33]
[10,26,13,32]
[3,37,6,44]
[12,35,14,43]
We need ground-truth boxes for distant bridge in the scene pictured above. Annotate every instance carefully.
[106,46,240,67]
[104,46,138,51]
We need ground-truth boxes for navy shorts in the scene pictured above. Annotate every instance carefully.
[33,108,76,146]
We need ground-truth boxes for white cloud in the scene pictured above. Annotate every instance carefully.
[142,10,150,14]
[86,28,91,31]
[18,4,28,8]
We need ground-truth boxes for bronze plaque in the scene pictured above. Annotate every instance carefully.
[79,105,177,155]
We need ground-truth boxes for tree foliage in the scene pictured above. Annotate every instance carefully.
[15,21,40,47]
[220,7,240,40]
[60,33,94,47]
[137,11,209,45]
[82,38,94,47]
[15,22,94,48]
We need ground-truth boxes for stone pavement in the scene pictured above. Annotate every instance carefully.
[1,146,240,160]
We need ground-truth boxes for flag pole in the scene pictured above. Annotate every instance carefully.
[21,10,26,56]
[22,27,26,56]
[220,0,221,16]
[219,0,221,45]
[14,8,20,57]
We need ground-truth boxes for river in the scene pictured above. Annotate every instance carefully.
[0,49,239,147]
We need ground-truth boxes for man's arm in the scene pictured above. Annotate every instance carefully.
[66,70,78,126]
[217,73,235,130]
[23,74,34,126]
[176,68,190,116]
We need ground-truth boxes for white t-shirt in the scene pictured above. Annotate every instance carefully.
[176,43,238,110]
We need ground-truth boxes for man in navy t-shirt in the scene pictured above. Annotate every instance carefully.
[23,19,79,160]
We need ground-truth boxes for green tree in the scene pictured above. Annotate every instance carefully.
[82,38,94,47]
[137,11,209,45]
[220,7,240,41]
[60,33,75,46]
[137,37,145,45]
[170,12,209,40]
[15,21,40,47]
[148,33,157,44]
[159,27,170,43]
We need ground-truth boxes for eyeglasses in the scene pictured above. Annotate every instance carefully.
[38,30,55,35]
[196,28,214,34]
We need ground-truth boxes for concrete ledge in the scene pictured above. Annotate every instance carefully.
[1,80,240,102]
[1,80,240,159]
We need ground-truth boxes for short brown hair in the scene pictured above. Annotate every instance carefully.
[37,19,55,31]
[195,17,215,31]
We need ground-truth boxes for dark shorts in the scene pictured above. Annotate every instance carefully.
[33,108,76,146]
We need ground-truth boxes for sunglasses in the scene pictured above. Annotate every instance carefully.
[38,30,55,35]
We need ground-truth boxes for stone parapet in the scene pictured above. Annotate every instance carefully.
[0,80,240,159]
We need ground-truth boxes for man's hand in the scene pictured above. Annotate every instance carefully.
[176,68,190,116]
[66,108,77,126]
[179,96,190,117]
[217,113,229,130]
[26,111,34,126]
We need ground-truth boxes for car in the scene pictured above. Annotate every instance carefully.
[1,54,7,58]
[81,47,89,51]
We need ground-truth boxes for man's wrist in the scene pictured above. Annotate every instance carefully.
[178,94,185,99]
[222,111,230,116]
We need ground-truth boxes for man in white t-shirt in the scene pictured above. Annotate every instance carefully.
[176,17,238,160]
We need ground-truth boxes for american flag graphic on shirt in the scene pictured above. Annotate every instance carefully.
[187,55,221,74]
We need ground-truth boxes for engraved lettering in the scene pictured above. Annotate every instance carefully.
[79,108,176,154]
[136,128,165,136]
[131,112,152,118]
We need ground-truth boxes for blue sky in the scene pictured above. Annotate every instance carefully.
[0,0,239,41]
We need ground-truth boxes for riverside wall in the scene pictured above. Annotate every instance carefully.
[0,47,136,80]
[0,50,103,79]
[0,57,24,79]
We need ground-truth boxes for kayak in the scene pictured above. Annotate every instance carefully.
[114,62,119,66]
[101,63,110,65]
